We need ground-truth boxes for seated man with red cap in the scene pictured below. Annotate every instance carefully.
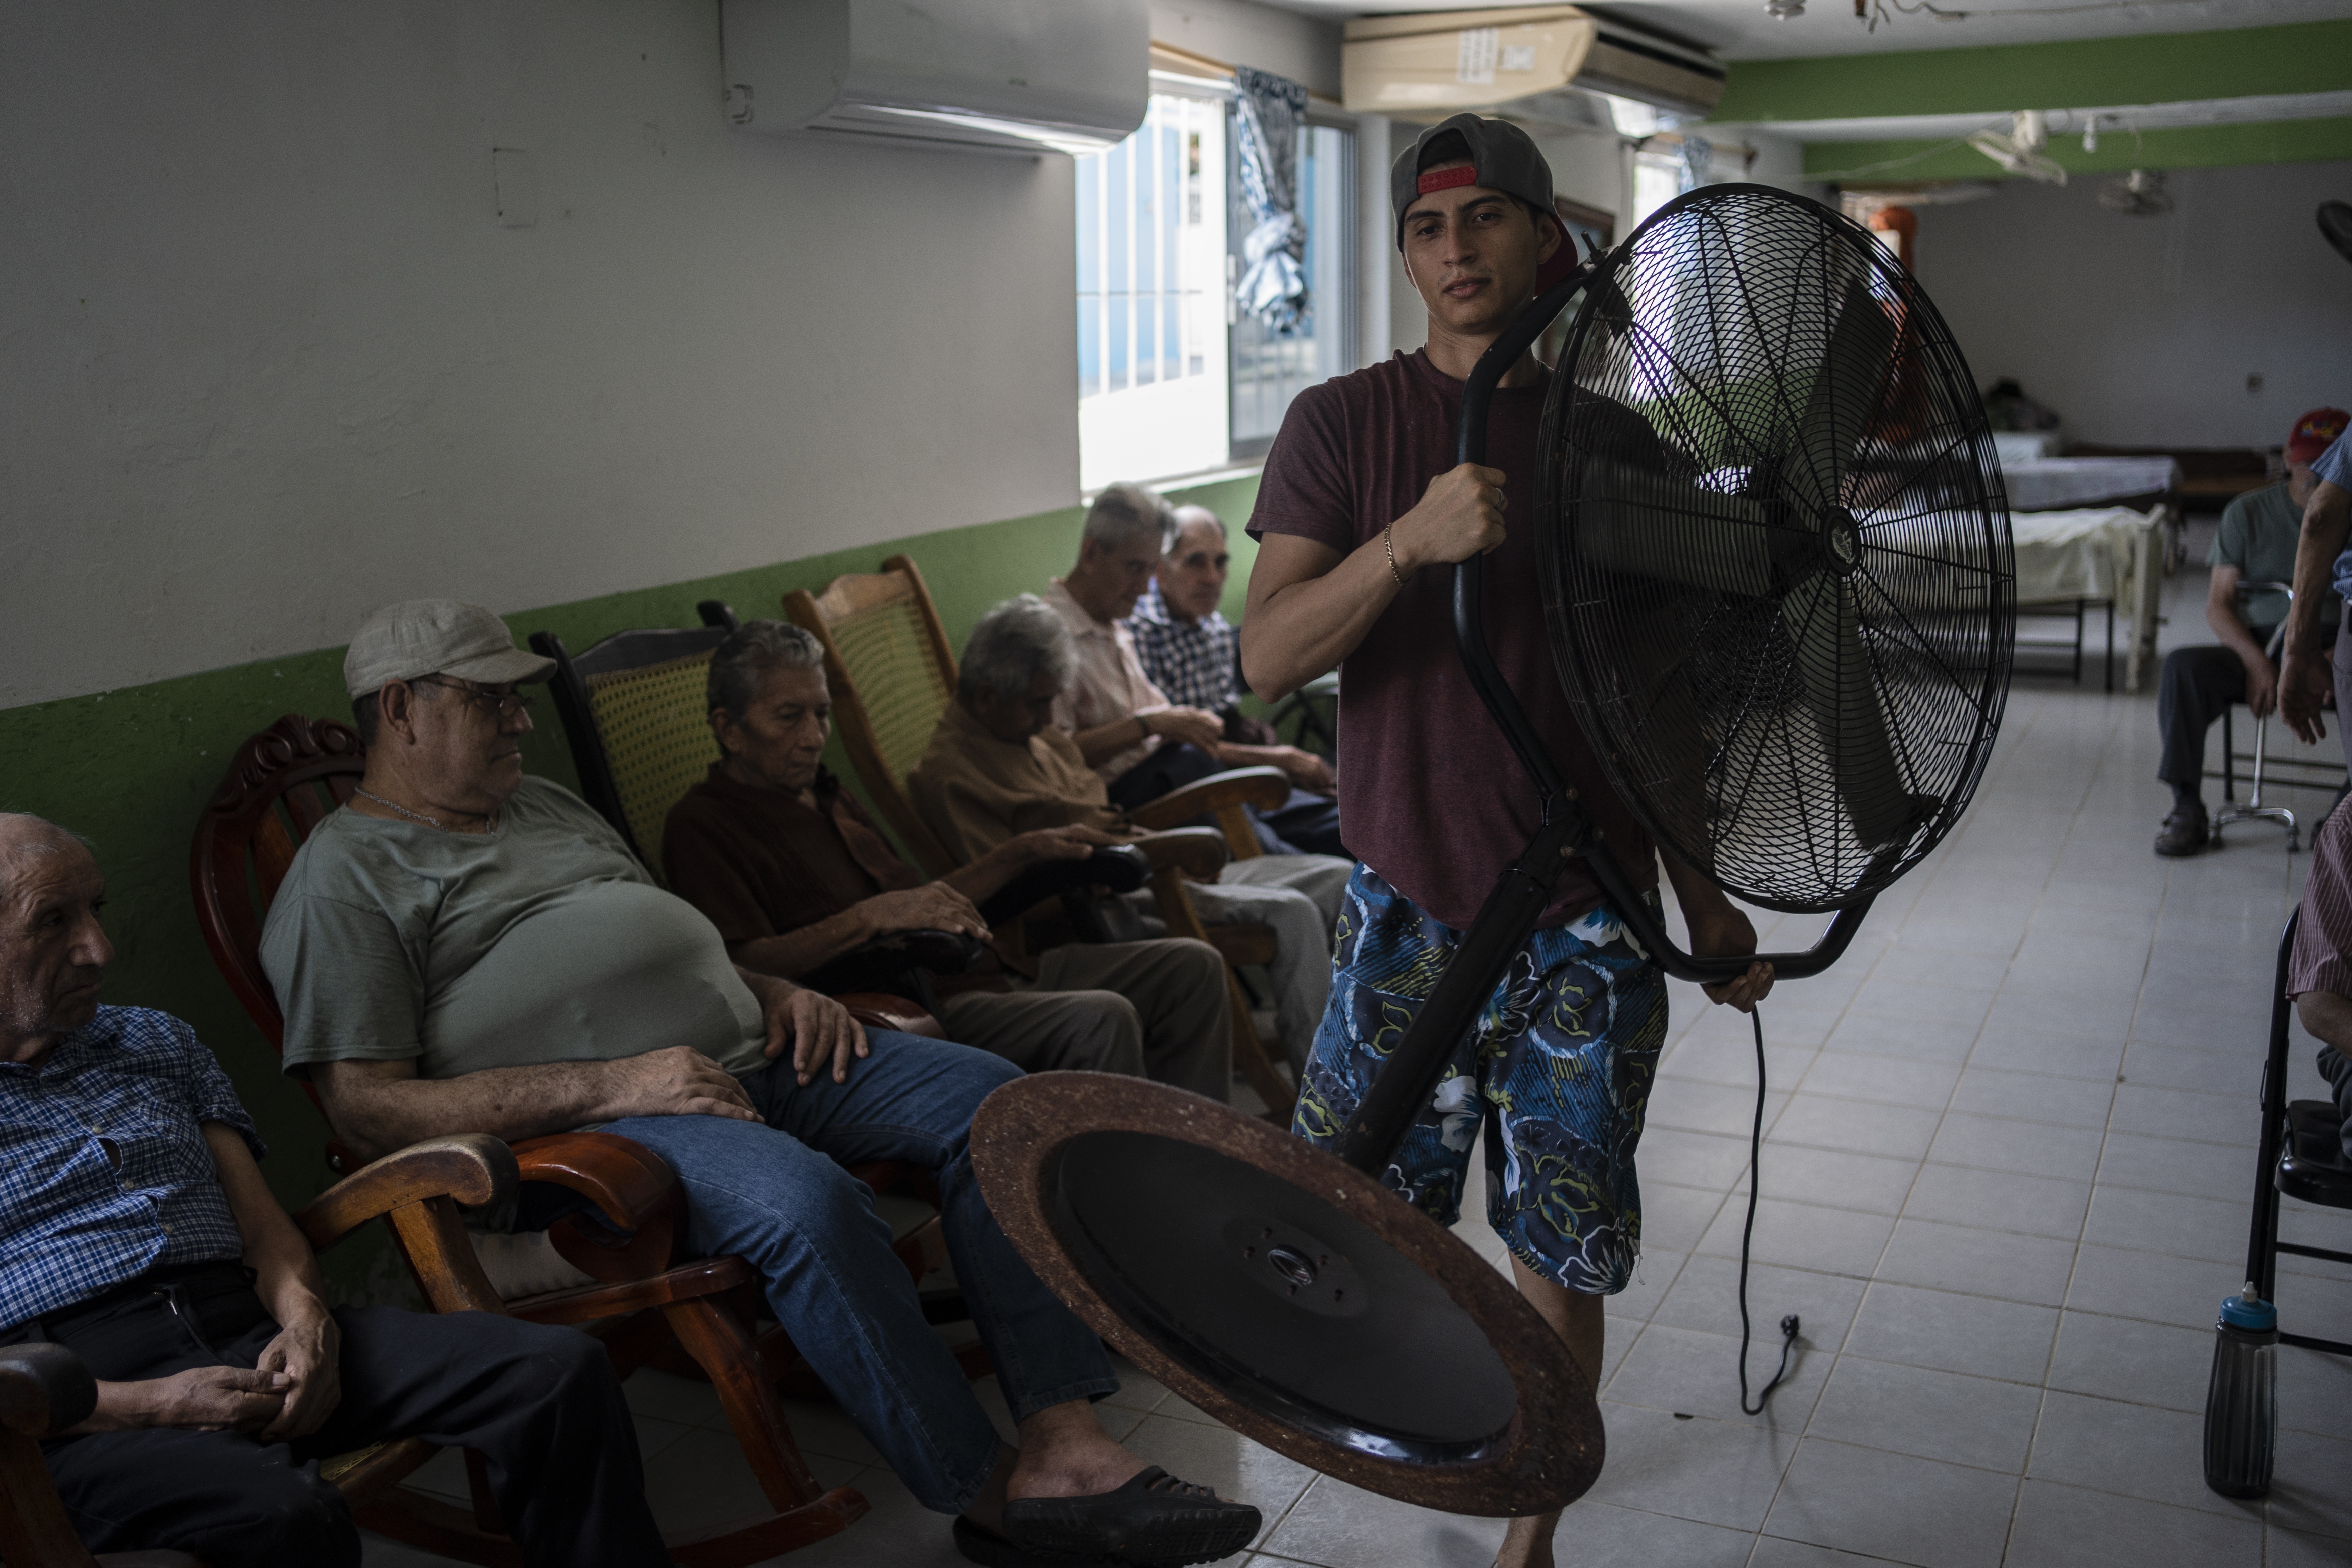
[2154,407,2347,856]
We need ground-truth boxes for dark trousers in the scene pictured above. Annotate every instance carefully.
[27,1264,666,1568]
[1109,741,1348,859]
[2157,645,2253,791]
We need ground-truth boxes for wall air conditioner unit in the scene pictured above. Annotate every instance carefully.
[1343,5,1725,121]
[721,0,1147,157]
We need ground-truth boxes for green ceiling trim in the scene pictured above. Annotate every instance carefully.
[1714,19,2352,125]
[1803,114,2352,181]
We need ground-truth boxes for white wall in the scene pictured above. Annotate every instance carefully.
[1913,160,2352,449]
[0,0,1083,709]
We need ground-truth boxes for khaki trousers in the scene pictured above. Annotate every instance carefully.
[1140,853,1353,1074]
[935,937,1234,1101]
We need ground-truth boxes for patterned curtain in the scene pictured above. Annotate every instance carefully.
[1232,65,1309,336]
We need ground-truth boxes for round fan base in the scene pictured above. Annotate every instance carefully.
[969,1074,1605,1516]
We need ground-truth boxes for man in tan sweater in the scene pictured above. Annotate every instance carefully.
[909,595,1348,1071]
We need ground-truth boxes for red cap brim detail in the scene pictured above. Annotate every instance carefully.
[1416,165,1481,196]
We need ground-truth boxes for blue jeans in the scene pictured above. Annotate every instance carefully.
[605,1031,1117,1513]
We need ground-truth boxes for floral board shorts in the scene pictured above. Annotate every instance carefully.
[1291,863,1669,1295]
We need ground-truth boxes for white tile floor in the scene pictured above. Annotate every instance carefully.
[369,550,2352,1567]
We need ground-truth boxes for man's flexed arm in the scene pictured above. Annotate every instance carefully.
[1241,465,1508,702]
[2277,479,2351,744]
[314,1050,758,1165]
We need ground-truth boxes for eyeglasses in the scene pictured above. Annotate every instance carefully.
[412,676,535,720]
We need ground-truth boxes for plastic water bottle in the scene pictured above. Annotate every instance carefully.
[2202,1283,2278,1499]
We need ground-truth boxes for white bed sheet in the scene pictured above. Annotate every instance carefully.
[2011,505,2167,690]
[2002,456,2182,512]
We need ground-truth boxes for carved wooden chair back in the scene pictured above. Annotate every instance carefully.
[188,714,367,1114]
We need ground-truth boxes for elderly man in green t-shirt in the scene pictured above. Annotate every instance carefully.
[2153,407,2347,857]
[258,599,1261,1568]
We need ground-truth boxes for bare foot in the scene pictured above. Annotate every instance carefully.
[959,1400,1147,1536]
[1006,1400,1148,1502]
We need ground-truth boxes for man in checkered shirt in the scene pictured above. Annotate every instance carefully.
[1125,503,1346,858]
[0,813,666,1567]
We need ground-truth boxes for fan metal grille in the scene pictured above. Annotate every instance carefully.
[1537,185,2014,914]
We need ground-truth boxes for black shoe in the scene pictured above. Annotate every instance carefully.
[1001,1467,1262,1566]
[954,1515,1091,1566]
[2155,803,2208,857]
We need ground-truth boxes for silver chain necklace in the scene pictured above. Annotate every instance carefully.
[354,787,493,834]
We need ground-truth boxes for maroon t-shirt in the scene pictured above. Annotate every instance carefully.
[1248,348,1655,930]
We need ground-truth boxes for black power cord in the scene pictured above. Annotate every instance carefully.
[1737,1006,1801,1415]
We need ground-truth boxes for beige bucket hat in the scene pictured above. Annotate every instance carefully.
[343,599,556,700]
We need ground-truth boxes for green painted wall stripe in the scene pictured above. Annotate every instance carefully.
[1714,19,2352,125]
[0,478,1261,1295]
[1804,115,2352,180]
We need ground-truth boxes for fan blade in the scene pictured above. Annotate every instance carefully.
[1796,277,1898,481]
[1782,572,1915,848]
[1575,462,1781,597]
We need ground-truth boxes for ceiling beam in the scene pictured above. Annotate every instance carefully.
[1713,20,2352,125]
[1803,113,2352,181]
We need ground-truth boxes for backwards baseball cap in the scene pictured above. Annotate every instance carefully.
[343,599,555,700]
[1390,113,1556,248]
[2288,407,2349,466]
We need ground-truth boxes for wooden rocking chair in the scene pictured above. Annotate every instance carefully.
[187,714,930,1565]
[0,1134,527,1568]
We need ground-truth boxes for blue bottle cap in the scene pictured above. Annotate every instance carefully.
[2220,1286,2277,1332]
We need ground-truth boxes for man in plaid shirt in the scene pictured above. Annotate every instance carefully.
[1127,505,1345,858]
[0,813,665,1567]
[1129,536,1242,720]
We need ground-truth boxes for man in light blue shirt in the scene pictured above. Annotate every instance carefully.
[2277,409,2352,761]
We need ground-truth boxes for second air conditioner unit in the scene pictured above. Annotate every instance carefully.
[1343,5,1725,121]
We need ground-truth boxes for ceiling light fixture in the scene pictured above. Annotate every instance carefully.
[1765,0,1806,18]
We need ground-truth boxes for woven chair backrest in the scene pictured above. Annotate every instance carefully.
[783,555,963,878]
[830,594,952,792]
[584,650,722,868]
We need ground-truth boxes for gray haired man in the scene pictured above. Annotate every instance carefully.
[661,618,1235,1099]
[909,595,1349,1073]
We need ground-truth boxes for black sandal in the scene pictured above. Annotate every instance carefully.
[954,1514,1094,1566]
[1000,1466,1262,1565]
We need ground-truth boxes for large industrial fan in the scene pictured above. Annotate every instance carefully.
[972,184,2015,1517]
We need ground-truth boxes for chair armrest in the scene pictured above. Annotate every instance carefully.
[1126,767,1290,833]
[505,1131,683,1285]
[0,1343,96,1438]
[294,1134,518,1254]
[976,844,1152,925]
[1133,827,1230,882]
[839,992,946,1040]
